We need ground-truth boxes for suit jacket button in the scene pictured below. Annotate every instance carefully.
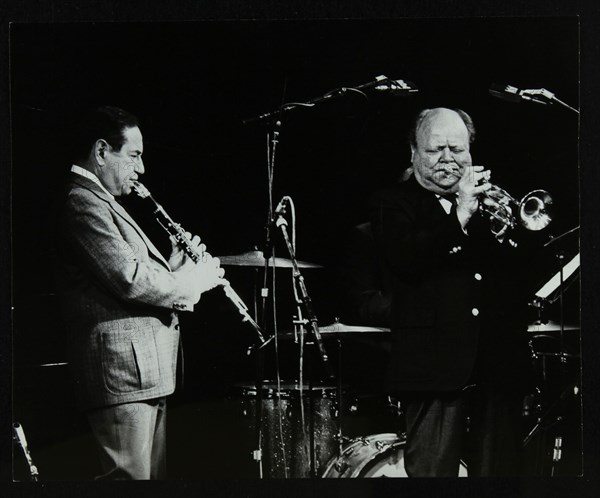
[472,307,480,316]
[474,273,482,281]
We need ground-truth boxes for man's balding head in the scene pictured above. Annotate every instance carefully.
[409,108,474,194]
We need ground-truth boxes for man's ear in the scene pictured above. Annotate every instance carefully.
[410,145,415,164]
[94,139,109,165]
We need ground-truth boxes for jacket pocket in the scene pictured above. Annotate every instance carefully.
[100,319,159,394]
[130,336,160,390]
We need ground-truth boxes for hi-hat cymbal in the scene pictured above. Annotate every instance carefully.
[217,250,323,268]
[527,320,579,333]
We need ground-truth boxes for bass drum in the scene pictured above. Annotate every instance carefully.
[322,433,468,478]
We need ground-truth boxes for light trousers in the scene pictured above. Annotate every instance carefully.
[86,397,167,480]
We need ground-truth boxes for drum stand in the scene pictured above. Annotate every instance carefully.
[523,382,580,476]
[525,244,581,476]
[13,422,39,481]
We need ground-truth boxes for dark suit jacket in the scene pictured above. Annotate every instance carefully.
[339,222,392,327]
[56,173,198,410]
[370,176,533,393]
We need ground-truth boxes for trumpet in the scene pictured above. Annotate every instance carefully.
[131,181,265,343]
[480,182,553,238]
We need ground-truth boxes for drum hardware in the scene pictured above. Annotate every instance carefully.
[386,396,403,417]
[523,224,580,475]
[552,436,563,465]
[523,383,579,443]
[13,422,39,481]
[242,80,414,478]
[322,433,468,478]
[525,326,581,476]
[527,321,579,333]
[271,195,335,475]
[528,251,580,430]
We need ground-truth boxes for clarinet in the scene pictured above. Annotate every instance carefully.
[131,181,265,343]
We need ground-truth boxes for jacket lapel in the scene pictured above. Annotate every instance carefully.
[405,175,450,221]
[69,174,172,270]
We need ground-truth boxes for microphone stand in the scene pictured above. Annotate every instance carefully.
[246,76,414,475]
[274,212,335,478]
[242,75,416,125]
[250,115,283,478]
[275,214,334,381]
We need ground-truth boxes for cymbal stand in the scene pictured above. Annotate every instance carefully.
[13,423,39,481]
[335,334,345,460]
[549,250,569,476]
[525,246,580,475]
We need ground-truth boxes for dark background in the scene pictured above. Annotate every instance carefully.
[5,14,590,494]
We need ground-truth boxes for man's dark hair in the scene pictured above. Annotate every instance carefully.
[72,106,139,163]
[409,108,476,147]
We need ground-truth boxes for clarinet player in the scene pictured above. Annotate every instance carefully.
[56,106,226,480]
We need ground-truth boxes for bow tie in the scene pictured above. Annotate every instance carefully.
[439,194,457,204]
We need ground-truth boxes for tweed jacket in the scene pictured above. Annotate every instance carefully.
[369,176,533,393]
[57,173,198,410]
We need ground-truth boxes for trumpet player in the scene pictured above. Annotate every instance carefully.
[369,107,537,476]
[56,106,226,479]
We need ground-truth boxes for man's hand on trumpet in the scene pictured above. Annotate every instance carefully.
[456,165,492,229]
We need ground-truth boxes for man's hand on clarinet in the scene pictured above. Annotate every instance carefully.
[168,231,198,270]
[171,232,227,300]
[193,251,227,294]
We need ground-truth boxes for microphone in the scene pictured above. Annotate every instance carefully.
[489,83,554,105]
[490,83,579,114]
[274,196,288,216]
[355,75,418,96]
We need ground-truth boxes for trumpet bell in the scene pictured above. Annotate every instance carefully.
[519,189,553,231]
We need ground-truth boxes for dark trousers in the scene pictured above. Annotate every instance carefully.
[402,387,524,477]
[86,397,167,480]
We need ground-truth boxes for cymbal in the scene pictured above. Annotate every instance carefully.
[217,250,323,268]
[318,321,390,334]
[281,321,390,337]
[527,320,579,333]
